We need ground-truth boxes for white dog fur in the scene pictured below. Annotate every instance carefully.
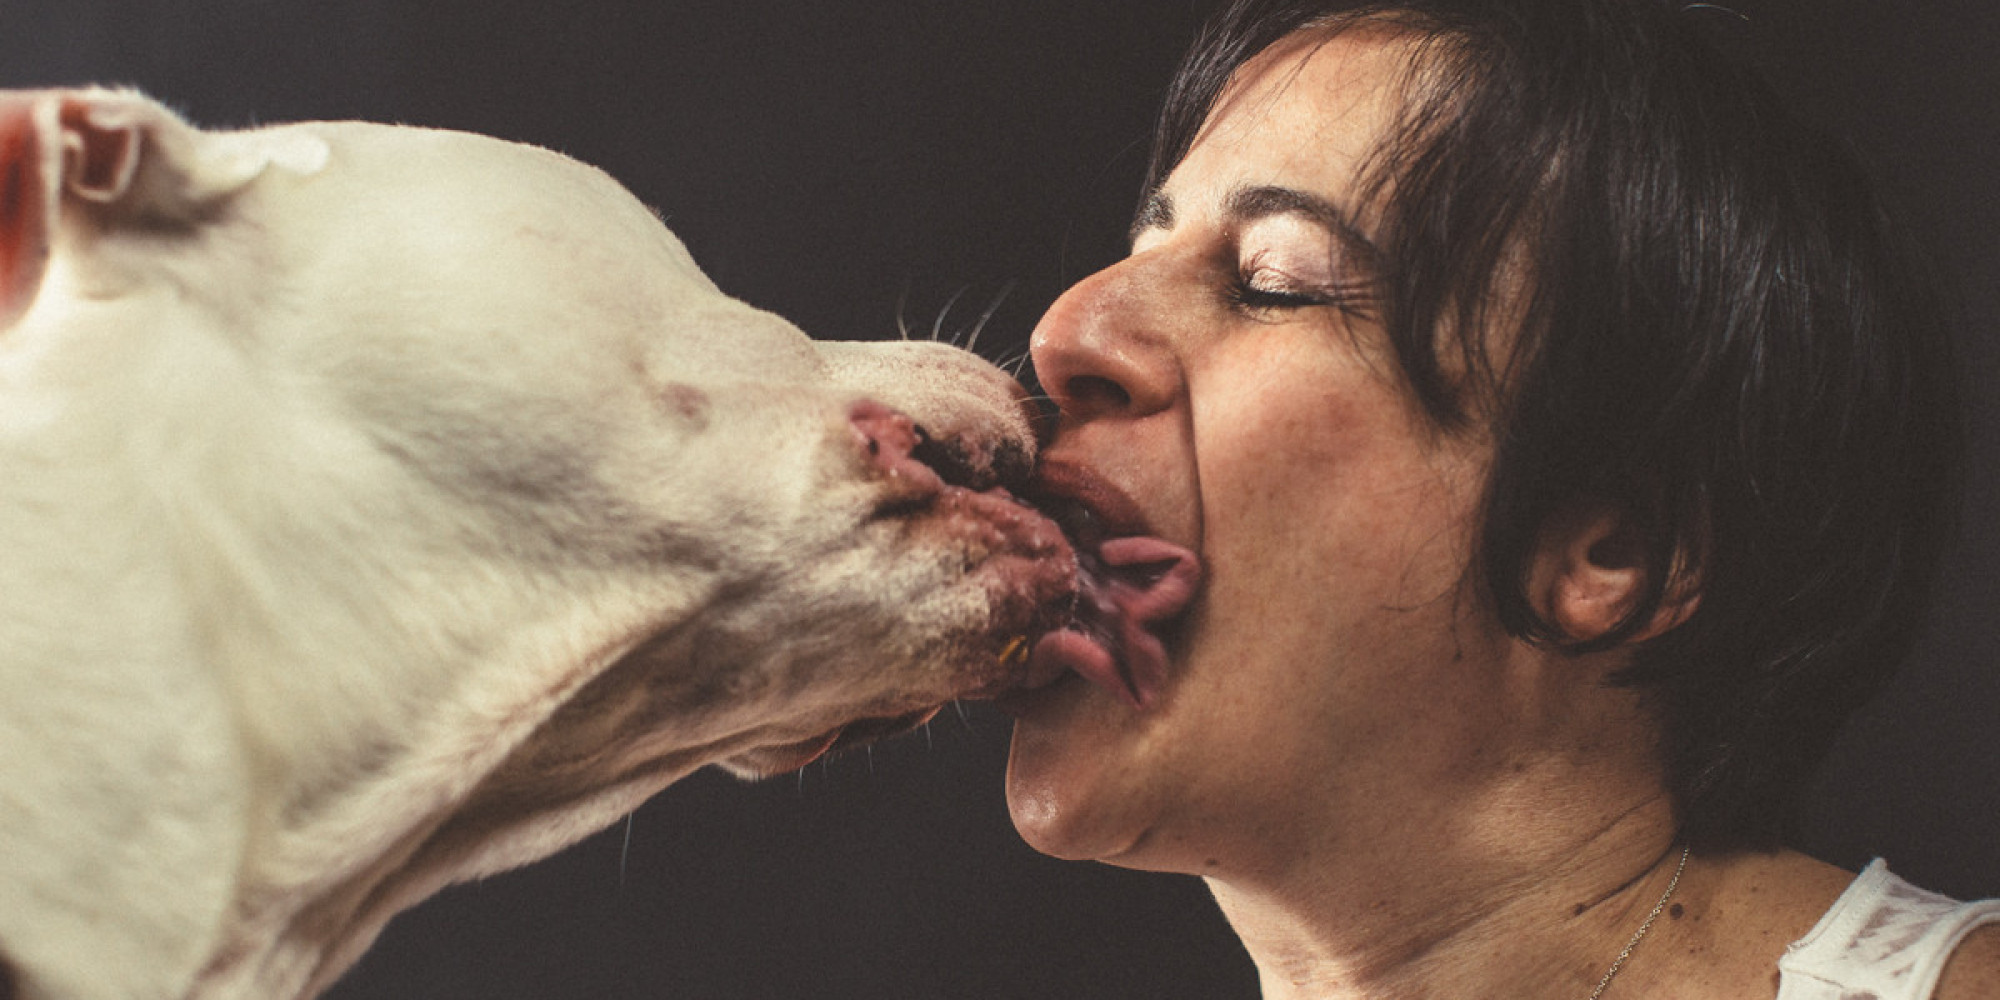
[0,89,1076,1000]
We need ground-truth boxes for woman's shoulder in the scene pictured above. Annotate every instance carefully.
[1932,922,2000,1000]
[1773,857,2000,1000]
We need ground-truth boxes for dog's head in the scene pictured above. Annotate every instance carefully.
[0,89,1079,998]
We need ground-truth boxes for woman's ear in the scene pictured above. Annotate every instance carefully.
[1528,507,1698,645]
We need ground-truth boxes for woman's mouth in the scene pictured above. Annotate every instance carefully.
[1015,464,1203,709]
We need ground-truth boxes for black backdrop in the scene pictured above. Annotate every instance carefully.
[2,2,1995,998]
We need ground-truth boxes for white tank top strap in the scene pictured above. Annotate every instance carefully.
[1776,859,2000,1000]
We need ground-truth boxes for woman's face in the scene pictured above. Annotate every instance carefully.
[1006,27,1516,881]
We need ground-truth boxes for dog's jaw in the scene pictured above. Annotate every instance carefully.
[265,396,1075,996]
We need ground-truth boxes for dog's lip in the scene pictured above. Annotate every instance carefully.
[739,706,944,775]
[1026,457,1157,541]
[739,731,845,775]
[825,705,943,752]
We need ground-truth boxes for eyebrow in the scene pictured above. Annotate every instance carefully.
[1131,184,1380,264]
[1130,190,1176,244]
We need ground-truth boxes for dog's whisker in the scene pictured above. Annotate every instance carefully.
[1012,390,1061,432]
[964,280,1017,356]
[618,813,635,887]
[931,285,971,345]
[1018,364,1051,400]
[989,347,1030,379]
[894,279,915,341]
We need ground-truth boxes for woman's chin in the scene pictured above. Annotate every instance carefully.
[1002,775,1091,860]
[1004,771,1145,863]
[1004,686,1158,863]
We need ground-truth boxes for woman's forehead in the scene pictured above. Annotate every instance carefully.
[1173,24,1426,211]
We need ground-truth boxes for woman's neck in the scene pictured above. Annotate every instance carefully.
[1207,814,1857,1000]
[1205,790,1688,1000]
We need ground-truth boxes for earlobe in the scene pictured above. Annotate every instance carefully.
[1531,507,1697,645]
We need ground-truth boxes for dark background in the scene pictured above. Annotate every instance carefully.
[2,2,1994,997]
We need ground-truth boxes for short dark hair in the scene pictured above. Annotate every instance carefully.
[1144,0,1961,851]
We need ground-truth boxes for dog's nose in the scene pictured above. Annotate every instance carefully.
[817,338,1042,470]
[849,399,1007,493]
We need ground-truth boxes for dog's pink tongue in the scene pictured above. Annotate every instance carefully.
[1031,536,1201,709]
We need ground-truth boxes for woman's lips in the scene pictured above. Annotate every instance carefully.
[1031,458,1159,540]
[1018,461,1203,709]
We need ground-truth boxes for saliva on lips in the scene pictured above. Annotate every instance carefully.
[1025,496,1202,709]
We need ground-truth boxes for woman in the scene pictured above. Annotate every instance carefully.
[1003,1,2000,997]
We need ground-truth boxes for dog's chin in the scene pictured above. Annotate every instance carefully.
[719,705,944,779]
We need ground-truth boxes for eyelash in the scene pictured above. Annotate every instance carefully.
[1225,253,1333,312]
[1225,261,1376,317]
[1226,276,1325,311]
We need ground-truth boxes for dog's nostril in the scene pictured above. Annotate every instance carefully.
[908,426,994,491]
[990,438,1033,489]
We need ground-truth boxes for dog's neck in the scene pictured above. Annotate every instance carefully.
[0,298,730,998]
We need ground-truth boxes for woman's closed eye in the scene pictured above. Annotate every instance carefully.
[1229,253,1331,311]
[1226,248,1375,316]
[1225,213,1376,316]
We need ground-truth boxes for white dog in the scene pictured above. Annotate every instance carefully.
[0,89,1089,1000]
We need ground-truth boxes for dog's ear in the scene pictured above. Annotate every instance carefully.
[1,88,179,330]
[1,88,326,329]
[0,91,59,331]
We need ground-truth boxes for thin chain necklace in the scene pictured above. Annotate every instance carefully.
[1584,845,1691,1000]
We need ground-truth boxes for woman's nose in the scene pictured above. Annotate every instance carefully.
[1028,259,1182,426]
